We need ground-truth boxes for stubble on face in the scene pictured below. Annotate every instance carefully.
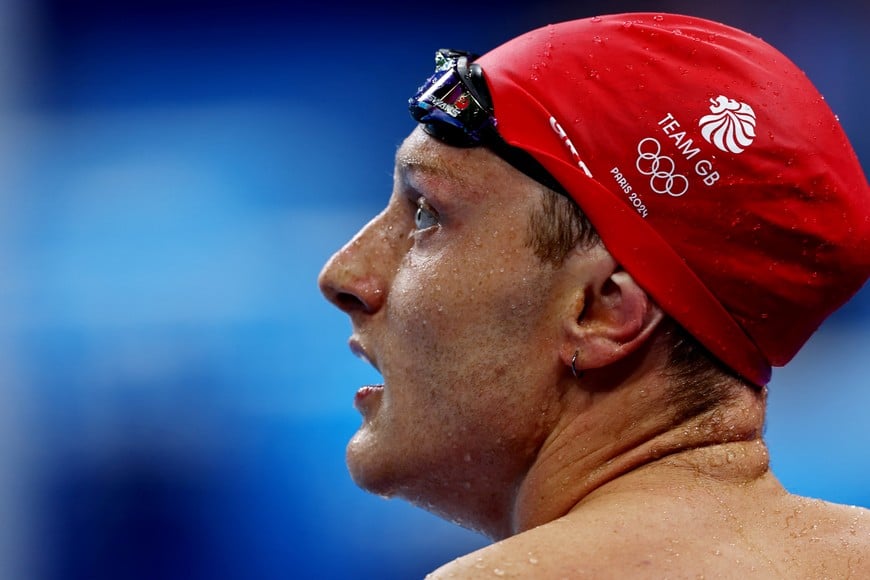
[339,130,573,534]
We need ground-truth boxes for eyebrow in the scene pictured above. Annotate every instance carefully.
[395,146,471,188]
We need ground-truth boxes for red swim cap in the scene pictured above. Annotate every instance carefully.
[476,13,870,385]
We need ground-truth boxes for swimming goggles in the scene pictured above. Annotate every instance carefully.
[409,49,568,195]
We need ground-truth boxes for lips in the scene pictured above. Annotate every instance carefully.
[349,337,380,373]
[349,337,384,413]
[354,384,384,412]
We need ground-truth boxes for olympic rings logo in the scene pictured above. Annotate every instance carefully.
[635,138,689,197]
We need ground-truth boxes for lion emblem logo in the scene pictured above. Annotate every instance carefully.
[699,95,757,154]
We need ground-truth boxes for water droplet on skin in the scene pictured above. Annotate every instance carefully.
[493,569,505,577]
[653,14,664,22]
[528,552,539,565]
[673,29,683,36]
[474,558,486,570]
[622,21,633,29]
[593,35,603,44]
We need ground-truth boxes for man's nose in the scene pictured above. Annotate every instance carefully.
[318,213,394,316]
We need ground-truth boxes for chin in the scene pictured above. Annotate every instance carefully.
[344,430,402,498]
[345,434,511,539]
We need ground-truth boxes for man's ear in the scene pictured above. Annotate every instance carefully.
[559,249,665,374]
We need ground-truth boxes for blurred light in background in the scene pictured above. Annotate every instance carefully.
[0,0,866,578]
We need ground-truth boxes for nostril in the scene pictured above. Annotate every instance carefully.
[334,291,369,313]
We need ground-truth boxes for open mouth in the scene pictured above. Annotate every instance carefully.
[349,337,384,411]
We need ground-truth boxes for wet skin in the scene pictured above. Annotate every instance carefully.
[320,128,581,535]
[319,128,870,577]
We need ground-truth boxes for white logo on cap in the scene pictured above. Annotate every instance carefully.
[699,96,757,154]
[636,138,689,197]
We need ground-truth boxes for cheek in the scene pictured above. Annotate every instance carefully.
[393,244,555,335]
[374,233,566,481]
[388,247,559,406]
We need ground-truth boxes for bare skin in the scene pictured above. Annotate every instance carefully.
[319,128,870,578]
[430,391,870,578]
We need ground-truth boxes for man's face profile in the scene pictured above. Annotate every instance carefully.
[319,128,589,536]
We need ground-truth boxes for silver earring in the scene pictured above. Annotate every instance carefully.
[571,350,582,379]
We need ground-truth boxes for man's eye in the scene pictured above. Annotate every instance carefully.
[414,197,439,230]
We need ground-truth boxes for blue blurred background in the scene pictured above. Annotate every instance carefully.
[0,0,867,578]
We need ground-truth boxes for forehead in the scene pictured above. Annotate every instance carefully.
[394,128,542,206]
[395,129,472,185]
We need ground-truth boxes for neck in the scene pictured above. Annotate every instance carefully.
[510,376,767,535]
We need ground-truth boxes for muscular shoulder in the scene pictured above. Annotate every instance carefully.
[425,522,654,579]
[427,497,870,579]
[775,498,870,578]
[426,507,752,579]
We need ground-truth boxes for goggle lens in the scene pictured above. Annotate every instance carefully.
[408,49,569,196]
[409,50,494,146]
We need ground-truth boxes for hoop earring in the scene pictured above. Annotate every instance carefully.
[571,350,583,379]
